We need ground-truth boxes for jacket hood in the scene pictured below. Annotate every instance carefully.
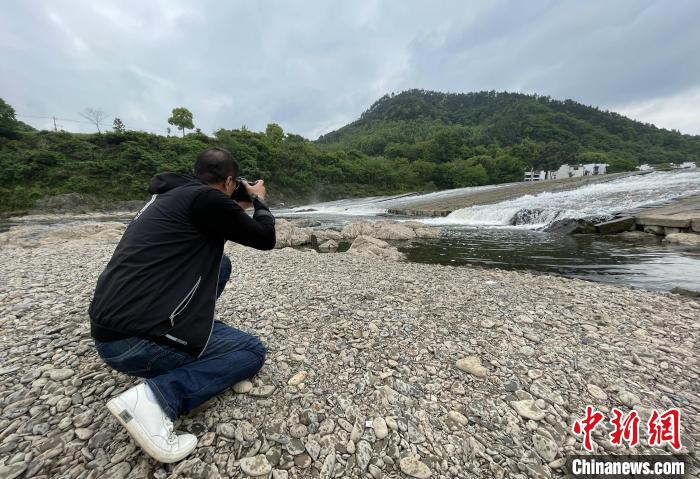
[148,173,202,194]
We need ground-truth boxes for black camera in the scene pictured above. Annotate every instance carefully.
[232,177,258,202]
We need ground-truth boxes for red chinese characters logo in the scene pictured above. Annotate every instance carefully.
[647,408,682,450]
[609,408,639,447]
[572,406,605,451]
[573,407,682,452]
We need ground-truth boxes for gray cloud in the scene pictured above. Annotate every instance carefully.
[1,0,698,137]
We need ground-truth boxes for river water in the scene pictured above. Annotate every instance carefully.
[2,171,698,292]
[278,171,700,292]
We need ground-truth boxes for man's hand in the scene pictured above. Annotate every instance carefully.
[243,179,267,202]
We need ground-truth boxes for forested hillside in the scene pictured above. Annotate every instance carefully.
[1,91,698,214]
[318,89,700,176]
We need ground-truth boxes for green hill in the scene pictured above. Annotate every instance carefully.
[318,89,700,174]
[1,91,698,215]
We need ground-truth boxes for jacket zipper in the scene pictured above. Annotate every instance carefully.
[169,276,201,326]
[198,253,223,358]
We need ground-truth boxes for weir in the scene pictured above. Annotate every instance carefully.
[386,172,639,217]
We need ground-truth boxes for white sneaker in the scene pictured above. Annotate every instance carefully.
[107,383,197,463]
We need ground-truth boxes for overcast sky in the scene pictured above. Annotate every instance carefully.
[1,0,699,138]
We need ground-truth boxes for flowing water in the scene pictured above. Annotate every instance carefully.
[427,171,700,228]
[3,171,698,292]
[279,171,700,291]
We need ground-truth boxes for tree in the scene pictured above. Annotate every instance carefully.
[79,107,108,133]
[168,107,194,137]
[0,97,20,138]
[166,127,171,137]
[113,117,126,133]
[265,123,284,144]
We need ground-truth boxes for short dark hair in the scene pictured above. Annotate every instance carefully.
[193,147,240,184]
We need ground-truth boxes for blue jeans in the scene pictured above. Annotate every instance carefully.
[94,255,267,419]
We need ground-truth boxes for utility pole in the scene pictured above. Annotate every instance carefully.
[53,116,57,132]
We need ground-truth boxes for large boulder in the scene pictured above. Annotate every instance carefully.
[374,222,416,240]
[663,233,700,247]
[414,227,441,239]
[595,217,636,235]
[318,239,338,252]
[347,235,403,261]
[274,220,314,248]
[313,229,344,242]
[544,218,596,234]
[340,221,376,239]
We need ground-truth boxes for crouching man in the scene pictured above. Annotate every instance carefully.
[88,147,275,463]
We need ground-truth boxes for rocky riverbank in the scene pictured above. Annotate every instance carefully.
[0,224,698,478]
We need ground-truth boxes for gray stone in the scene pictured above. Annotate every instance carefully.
[239,455,272,476]
[104,462,131,479]
[619,391,640,407]
[0,463,27,479]
[250,385,275,397]
[294,452,312,468]
[286,437,306,455]
[533,433,558,462]
[399,456,432,478]
[172,458,218,479]
[49,368,75,381]
[596,217,636,235]
[510,399,546,421]
[357,440,372,471]
[456,357,487,378]
[232,380,253,393]
[320,452,336,478]
[587,384,608,401]
[218,423,236,439]
[305,438,321,461]
[373,417,388,439]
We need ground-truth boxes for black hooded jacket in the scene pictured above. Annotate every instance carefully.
[88,173,275,357]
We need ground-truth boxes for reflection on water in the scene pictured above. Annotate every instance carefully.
[398,227,700,292]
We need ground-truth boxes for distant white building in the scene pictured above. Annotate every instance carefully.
[525,170,555,181]
[555,163,608,179]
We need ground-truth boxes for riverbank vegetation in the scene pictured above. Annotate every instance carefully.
[1,91,698,213]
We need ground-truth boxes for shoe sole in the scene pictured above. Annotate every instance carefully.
[107,396,194,463]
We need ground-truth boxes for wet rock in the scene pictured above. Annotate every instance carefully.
[544,218,597,234]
